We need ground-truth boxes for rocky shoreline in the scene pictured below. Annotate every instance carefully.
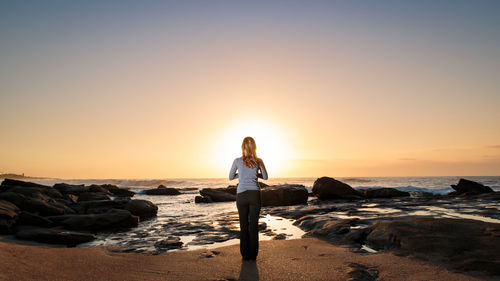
[264,178,500,277]
[0,179,156,246]
[1,176,499,278]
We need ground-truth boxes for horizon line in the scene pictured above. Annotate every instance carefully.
[2,174,500,181]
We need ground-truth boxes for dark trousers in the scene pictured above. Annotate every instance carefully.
[236,190,261,259]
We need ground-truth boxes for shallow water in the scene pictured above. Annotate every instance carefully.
[409,206,500,224]
[76,191,307,253]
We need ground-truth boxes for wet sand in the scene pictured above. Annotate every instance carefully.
[0,237,490,281]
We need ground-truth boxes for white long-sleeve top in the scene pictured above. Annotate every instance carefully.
[229,157,268,194]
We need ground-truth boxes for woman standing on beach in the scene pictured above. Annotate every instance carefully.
[229,136,268,261]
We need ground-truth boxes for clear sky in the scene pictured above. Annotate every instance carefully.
[1,1,500,179]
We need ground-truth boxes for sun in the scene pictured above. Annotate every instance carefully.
[212,118,290,178]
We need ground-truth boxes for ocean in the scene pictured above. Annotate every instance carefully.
[26,176,500,194]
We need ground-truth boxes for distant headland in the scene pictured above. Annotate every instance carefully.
[0,173,53,180]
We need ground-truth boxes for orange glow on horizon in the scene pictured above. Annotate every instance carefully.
[1,2,500,178]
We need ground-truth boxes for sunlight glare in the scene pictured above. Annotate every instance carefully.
[213,119,290,178]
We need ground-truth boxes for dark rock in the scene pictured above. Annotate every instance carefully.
[154,236,183,250]
[86,207,117,214]
[99,184,121,191]
[56,196,74,204]
[189,232,235,244]
[179,187,198,192]
[1,179,50,188]
[450,178,493,195]
[310,218,359,238]
[258,222,267,231]
[28,192,76,215]
[124,199,158,219]
[53,183,88,195]
[312,177,362,200]
[15,226,96,245]
[225,185,237,195]
[144,187,180,195]
[25,198,71,216]
[88,184,112,194]
[342,228,372,245]
[73,200,126,214]
[5,191,76,216]
[92,184,135,197]
[293,215,369,247]
[294,216,331,234]
[195,184,305,204]
[261,184,308,206]
[109,188,135,197]
[361,188,410,198]
[16,211,54,227]
[0,192,28,209]
[195,195,212,203]
[77,192,111,202]
[200,188,236,202]
[48,209,139,232]
[0,200,20,233]
[273,233,287,240]
[3,185,62,199]
[365,217,500,276]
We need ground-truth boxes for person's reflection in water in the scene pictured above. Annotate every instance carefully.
[238,260,259,281]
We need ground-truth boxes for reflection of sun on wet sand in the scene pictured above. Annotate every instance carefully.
[0,237,486,281]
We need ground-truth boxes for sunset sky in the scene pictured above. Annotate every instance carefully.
[1,1,500,179]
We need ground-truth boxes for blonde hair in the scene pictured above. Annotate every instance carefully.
[241,136,260,168]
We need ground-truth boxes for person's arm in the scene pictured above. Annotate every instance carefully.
[229,158,239,180]
[257,159,268,180]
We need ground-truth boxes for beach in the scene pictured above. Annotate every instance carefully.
[0,237,491,281]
